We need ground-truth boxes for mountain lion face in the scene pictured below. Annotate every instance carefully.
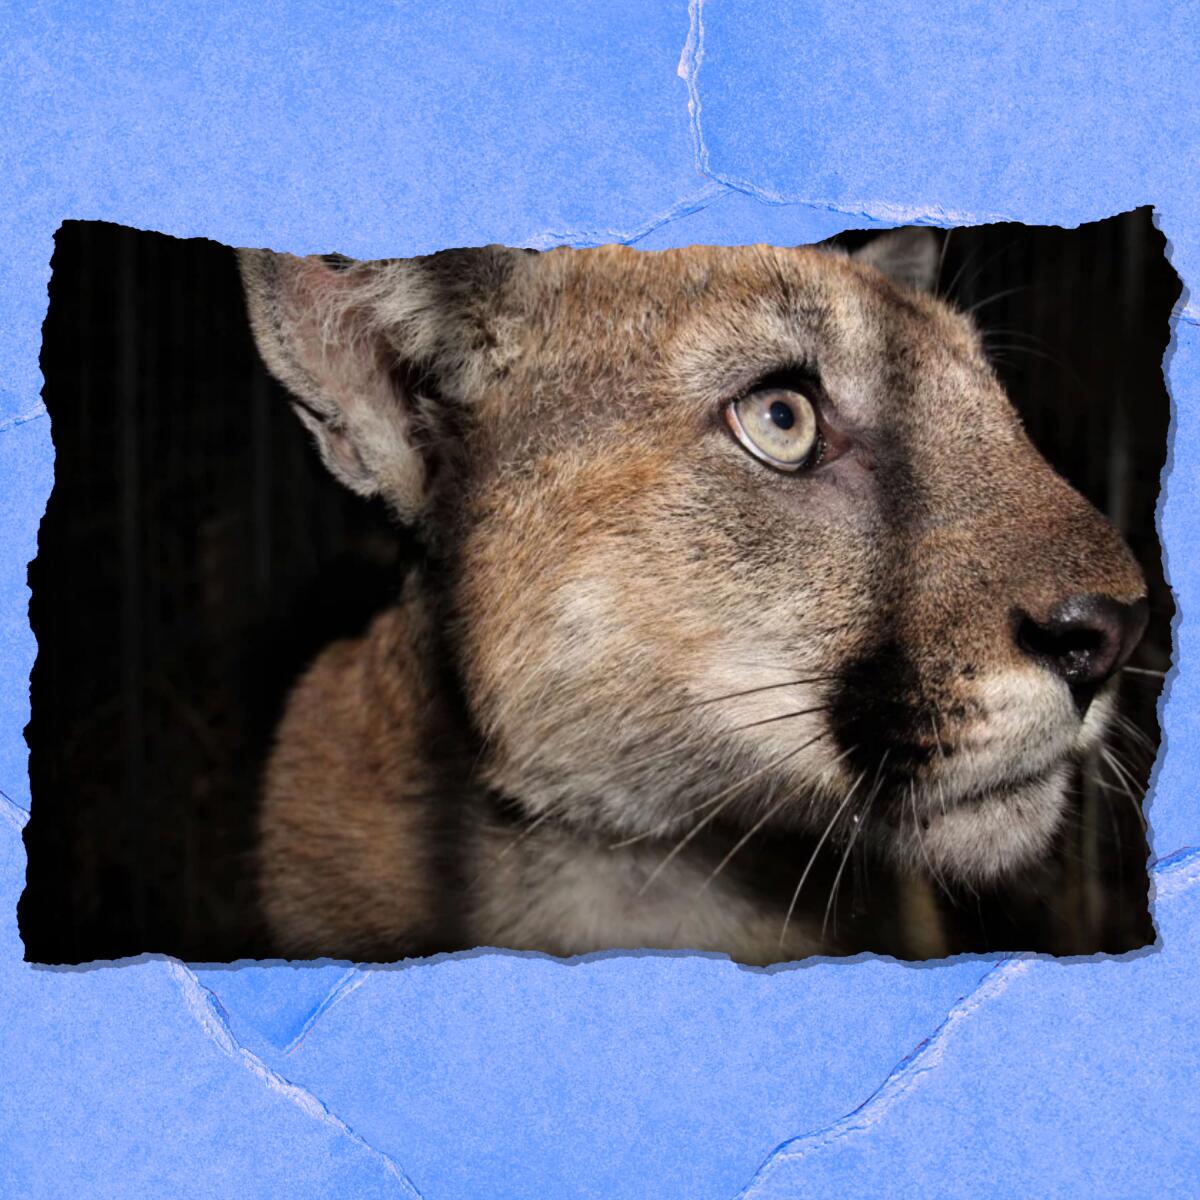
[241,231,1146,892]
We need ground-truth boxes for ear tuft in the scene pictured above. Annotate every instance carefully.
[852,227,941,293]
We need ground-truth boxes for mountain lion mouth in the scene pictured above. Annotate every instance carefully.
[937,763,1059,812]
[883,763,1071,883]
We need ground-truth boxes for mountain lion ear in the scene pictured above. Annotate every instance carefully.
[852,227,941,293]
[238,248,444,520]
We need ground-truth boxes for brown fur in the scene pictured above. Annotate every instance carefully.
[241,233,1146,963]
[258,583,456,958]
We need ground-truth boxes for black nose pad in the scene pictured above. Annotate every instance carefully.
[1013,594,1149,714]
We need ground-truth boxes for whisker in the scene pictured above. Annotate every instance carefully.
[909,782,957,906]
[698,791,795,894]
[1110,711,1158,760]
[508,663,834,751]
[929,713,945,761]
[1085,771,1144,806]
[698,739,861,894]
[539,667,869,755]
[941,244,974,302]
[978,325,1052,345]
[608,714,831,850]
[1096,748,1149,832]
[491,799,571,863]
[979,329,1089,390]
[946,236,1022,308]
[612,773,777,852]
[821,773,878,940]
[849,749,892,911]
[609,780,744,850]
[982,342,1075,374]
[638,733,830,895]
[965,285,1028,317]
[732,706,828,733]
[1121,665,1166,679]
[1104,739,1150,786]
[778,767,867,948]
[645,675,837,720]
[928,716,950,821]
[604,705,828,788]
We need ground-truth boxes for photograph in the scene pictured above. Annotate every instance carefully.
[21,210,1175,966]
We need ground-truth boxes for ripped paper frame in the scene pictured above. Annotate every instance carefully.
[1,3,1197,1196]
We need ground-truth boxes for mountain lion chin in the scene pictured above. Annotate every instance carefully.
[898,764,1071,885]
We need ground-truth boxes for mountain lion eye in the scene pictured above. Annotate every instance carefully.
[725,387,820,471]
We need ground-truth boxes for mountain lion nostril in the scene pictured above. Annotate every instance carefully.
[1018,620,1106,661]
[1013,594,1148,704]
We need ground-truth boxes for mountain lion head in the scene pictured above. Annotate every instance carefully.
[240,230,1146,892]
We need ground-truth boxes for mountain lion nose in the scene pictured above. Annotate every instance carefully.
[1014,594,1148,714]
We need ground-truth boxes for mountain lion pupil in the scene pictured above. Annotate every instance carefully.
[769,399,795,429]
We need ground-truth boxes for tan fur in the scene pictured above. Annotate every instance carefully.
[258,581,453,958]
[240,233,1147,963]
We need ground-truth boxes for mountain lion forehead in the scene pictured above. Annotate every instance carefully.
[527,243,979,366]
[538,242,850,306]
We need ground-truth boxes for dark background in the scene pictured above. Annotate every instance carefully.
[19,213,1178,963]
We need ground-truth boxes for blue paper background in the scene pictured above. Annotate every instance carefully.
[1,2,1197,1195]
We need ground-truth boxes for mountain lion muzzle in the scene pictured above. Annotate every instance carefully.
[239,230,1148,964]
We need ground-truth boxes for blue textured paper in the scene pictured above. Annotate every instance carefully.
[2,3,1197,1196]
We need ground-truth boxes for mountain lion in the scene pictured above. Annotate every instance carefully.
[239,230,1147,964]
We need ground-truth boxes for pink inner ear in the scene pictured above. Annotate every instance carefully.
[289,254,341,299]
[280,256,376,391]
[282,255,348,339]
[274,255,425,513]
